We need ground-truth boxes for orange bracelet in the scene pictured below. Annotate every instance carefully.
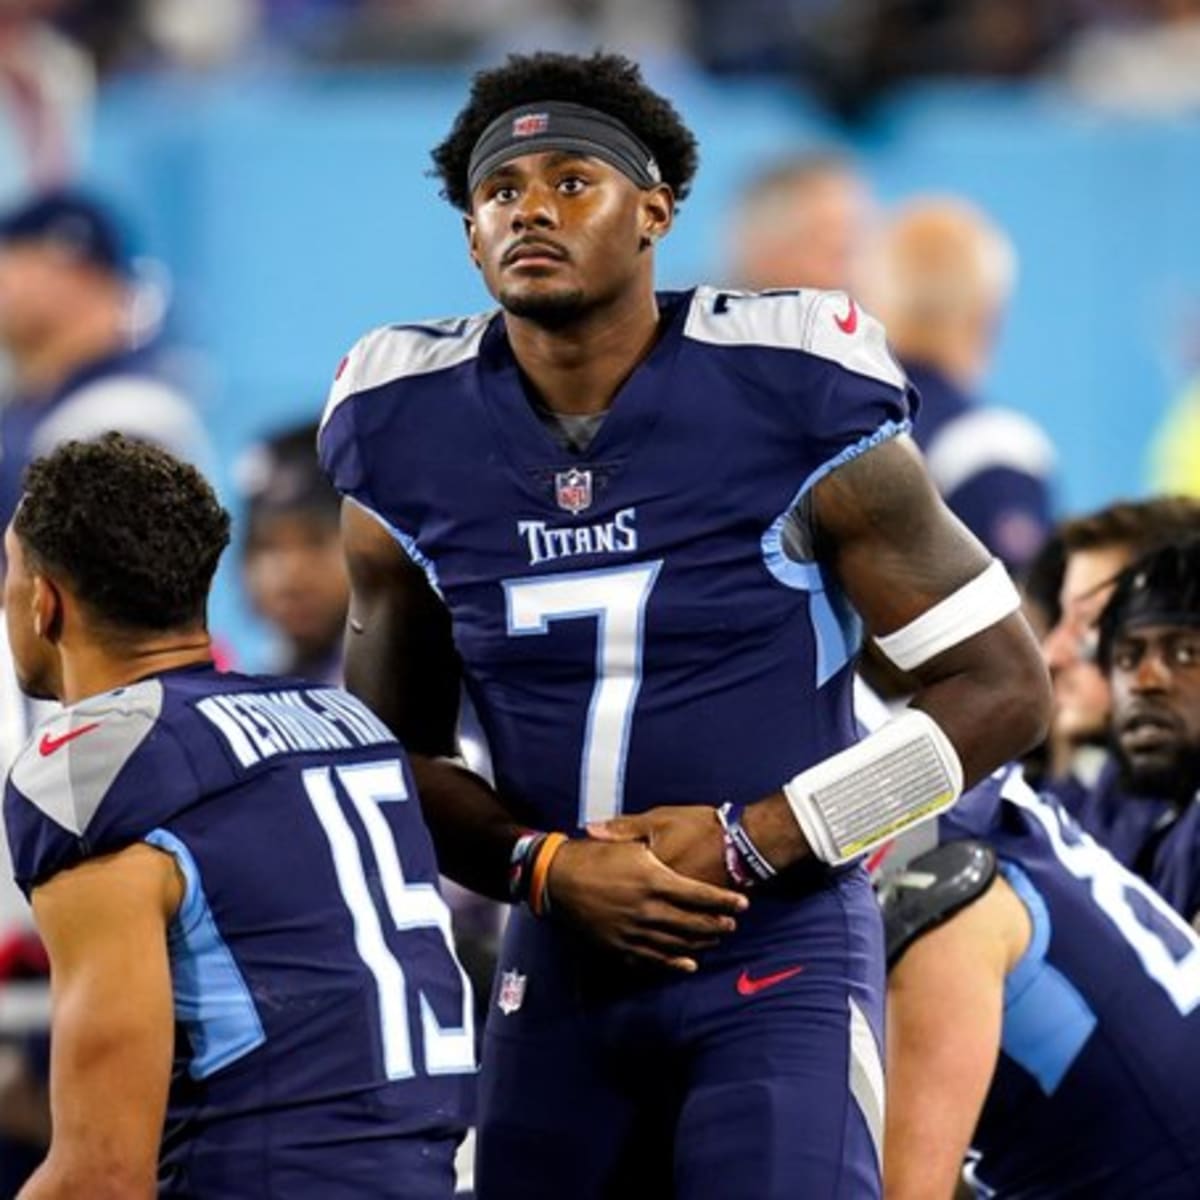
[528,832,569,917]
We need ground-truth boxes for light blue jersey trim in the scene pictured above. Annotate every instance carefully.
[999,860,1097,1095]
[145,828,266,1080]
[353,500,441,597]
[761,419,909,685]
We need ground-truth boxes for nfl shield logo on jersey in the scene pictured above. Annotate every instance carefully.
[555,468,593,514]
[497,969,527,1016]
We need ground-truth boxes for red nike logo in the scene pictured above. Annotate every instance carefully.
[736,965,804,997]
[38,723,101,757]
[865,839,896,876]
[834,297,858,335]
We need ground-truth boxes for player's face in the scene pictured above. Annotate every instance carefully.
[1042,545,1129,745]
[0,243,79,351]
[2,524,59,700]
[467,151,669,324]
[1110,622,1200,799]
[244,513,349,656]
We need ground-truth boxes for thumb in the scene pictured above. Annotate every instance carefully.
[587,816,649,843]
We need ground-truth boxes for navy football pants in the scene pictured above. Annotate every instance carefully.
[476,867,885,1200]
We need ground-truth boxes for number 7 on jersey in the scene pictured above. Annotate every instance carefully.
[505,561,662,825]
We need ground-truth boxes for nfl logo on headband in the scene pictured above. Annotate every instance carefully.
[512,112,550,138]
[555,467,593,515]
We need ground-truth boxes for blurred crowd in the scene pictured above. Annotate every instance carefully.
[6,1,1200,113]
[1,6,1200,1195]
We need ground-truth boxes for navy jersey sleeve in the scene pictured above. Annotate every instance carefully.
[4,680,196,896]
[317,315,492,517]
[683,287,918,472]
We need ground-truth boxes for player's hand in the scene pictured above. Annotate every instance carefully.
[546,837,747,973]
[589,805,731,889]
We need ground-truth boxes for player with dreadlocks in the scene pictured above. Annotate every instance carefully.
[319,50,1049,1198]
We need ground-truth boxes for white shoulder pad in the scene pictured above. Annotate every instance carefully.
[10,680,164,836]
[684,286,906,391]
[924,407,1057,497]
[320,312,492,431]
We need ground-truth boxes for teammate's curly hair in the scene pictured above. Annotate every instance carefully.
[14,432,230,634]
[431,51,699,211]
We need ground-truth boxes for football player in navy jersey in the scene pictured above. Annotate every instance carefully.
[881,764,1200,1198]
[3,435,474,1198]
[320,51,1049,1198]
[1099,538,1200,926]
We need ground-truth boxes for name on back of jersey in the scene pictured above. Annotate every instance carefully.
[197,687,394,769]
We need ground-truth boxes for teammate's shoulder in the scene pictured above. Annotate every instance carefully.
[321,311,495,425]
[925,403,1057,492]
[939,763,1022,841]
[7,679,168,838]
[683,285,905,389]
[879,838,999,967]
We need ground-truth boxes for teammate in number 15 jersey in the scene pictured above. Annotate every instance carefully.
[3,435,474,1199]
[319,52,1050,1198]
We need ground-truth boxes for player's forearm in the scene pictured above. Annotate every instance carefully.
[409,754,528,901]
[19,1153,155,1200]
[739,618,1049,874]
[908,613,1050,788]
[342,618,460,755]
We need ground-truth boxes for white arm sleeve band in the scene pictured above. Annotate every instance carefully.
[874,559,1020,672]
[783,709,963,865]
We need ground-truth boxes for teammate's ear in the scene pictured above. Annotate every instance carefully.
[464,216,482,270]
[30,574,61,643]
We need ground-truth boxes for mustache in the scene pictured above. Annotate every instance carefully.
[502,237,569,266]
[1117,703,1185,736]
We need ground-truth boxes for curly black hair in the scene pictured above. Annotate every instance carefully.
[431,51,699,212]
[14,432,231,634]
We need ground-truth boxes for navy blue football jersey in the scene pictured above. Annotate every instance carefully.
[1149,794,1200,925]
[941,766,1200,1197]
[319,288,914,831]
[3,665,475,1199]
[1044,752,1176,876]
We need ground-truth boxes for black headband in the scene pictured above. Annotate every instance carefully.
[466,101,662,197]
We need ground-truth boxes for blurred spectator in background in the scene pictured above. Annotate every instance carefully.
[0,189,211,542]
[689,0,1068,120]
[237,421,348,685]
[1041,497,1200,872]
[1062,0,1200,113]
[859,196,1056,576]
[0,2,92,208]
[726,151,873,292]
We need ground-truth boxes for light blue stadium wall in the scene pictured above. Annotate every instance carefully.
[81,68,1200,660]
